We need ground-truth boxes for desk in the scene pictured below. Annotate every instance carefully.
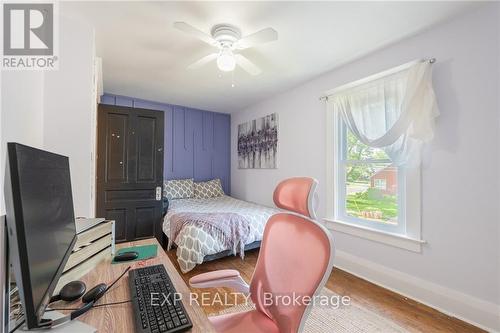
[60,238,215,332]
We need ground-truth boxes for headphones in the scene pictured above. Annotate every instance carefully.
[40,266,130,328]
[49,281,88,303]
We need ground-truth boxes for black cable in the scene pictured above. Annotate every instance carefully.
[9,319,25,333]
[94,299,131,308]
[105,266,131,293]
[46,299,132,312]
[101,266,131,297]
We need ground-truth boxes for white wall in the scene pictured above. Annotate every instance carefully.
[0,18,95,218]
[0,71,2,215]
[1,72,45,147]
[43,15,96,218]
[1,71,46,211]
[231,4,499,330]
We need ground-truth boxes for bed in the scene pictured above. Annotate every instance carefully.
[162,195,279,273]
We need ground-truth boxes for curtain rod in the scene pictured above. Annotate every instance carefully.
[319,58,436,101]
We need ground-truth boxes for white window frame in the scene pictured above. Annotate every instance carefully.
[325,105,425,252]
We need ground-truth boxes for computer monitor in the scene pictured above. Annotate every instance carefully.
[4,143,77,329]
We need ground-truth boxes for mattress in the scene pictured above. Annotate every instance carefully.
[163,195,279,273]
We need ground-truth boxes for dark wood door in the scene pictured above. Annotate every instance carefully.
[96,104,164,243]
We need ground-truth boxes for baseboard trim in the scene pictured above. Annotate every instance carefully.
[334,250,500,332]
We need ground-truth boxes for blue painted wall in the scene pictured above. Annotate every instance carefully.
[100,94,231,194]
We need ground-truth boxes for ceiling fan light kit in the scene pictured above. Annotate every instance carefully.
[173,22,278,76]
[217,48,236,72]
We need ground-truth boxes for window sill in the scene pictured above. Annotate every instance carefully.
[323,218,425,252]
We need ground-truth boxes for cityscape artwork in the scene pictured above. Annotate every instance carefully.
[237,113,278,169]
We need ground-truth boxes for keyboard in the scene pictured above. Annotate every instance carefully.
[129,264,193,333]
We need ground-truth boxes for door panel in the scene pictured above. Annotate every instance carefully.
[97,105,164,243]
[135,206,156,239]
[106,113,129,182]
[136,115,156,182]
[105,189,155,202]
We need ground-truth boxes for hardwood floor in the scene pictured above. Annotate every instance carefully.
[166,248,485,333]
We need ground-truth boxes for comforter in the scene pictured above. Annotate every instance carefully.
[163,195,279,273]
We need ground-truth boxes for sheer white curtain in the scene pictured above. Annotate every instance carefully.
[329,61,439,166]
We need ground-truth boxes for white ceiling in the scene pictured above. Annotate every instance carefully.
[62,1,478,113]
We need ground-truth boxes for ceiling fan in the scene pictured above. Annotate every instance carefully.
[173,22,278,75]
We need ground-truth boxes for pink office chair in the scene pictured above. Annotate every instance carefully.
[189,177,334,333]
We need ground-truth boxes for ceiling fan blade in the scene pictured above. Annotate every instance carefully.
[187,53,218,70]
[235,27,278,49]
[173,22,217,46]
[235,54,262,76]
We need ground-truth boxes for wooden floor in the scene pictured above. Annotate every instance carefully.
[166,248,484,333]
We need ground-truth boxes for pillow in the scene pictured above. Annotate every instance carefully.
[194,179,225,198]
[164,178,194,199]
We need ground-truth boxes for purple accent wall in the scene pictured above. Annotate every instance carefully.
[100,94,231,194]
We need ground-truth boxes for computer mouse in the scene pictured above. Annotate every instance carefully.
[82,283,107,303]
[114,251,139,262]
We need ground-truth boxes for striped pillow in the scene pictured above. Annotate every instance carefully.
[194,179,225,198]
[164,178,194,199]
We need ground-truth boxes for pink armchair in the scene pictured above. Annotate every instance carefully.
[189,177,334,333]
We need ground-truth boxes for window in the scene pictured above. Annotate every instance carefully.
[325,110,423,252]
[323,60,437,251]
[373,179,387,190]
[336,122,406,234]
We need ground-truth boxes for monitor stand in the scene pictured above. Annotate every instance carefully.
[10,311,96,332]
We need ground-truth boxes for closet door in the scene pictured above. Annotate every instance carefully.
[96,104,164,242]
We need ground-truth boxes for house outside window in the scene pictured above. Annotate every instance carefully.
[335,121,405,233]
